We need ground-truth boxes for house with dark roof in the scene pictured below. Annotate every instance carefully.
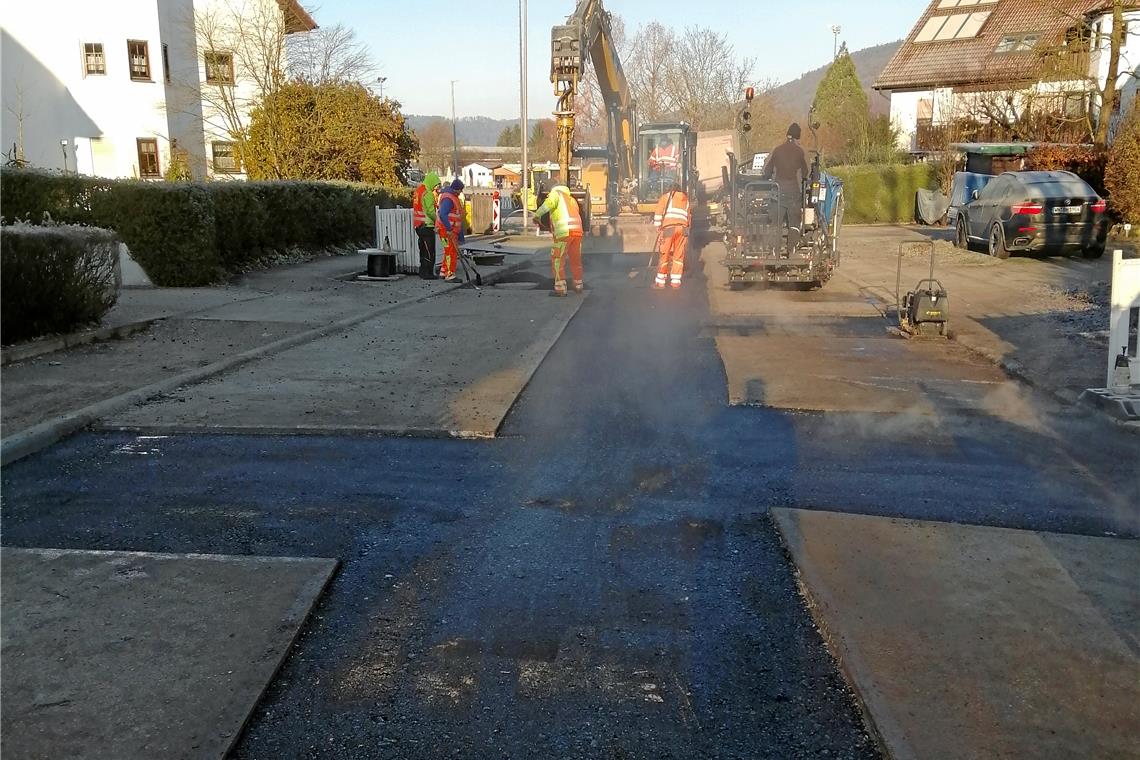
[874,0,1140,152]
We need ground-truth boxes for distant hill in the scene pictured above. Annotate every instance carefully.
[768,40,901,118]
[406,115,540,145]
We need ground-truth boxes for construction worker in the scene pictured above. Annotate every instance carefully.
[533,180,584,296]
[435,178,466,282]
[652,182,691,289]
[412,171,441,279]
[761,123,810,256]
[648,135,679,172]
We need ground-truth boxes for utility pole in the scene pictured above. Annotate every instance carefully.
[519,0,529,232]
[831,25,842,59]
[450,80,459,178]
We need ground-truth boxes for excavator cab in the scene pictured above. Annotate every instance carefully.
[635,123,695,214]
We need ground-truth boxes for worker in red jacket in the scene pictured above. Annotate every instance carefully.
[435,179,466,282]
[652,182,691,289]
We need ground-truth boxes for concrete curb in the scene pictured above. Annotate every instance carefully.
[1,319,158,367]
[1,258,535,466]
[768,508,894,759]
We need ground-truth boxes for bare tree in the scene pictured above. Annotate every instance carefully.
[666,26,757,129]
[287,23,375,84]
[625,22,676,122]
[185,0,293,170]
[416,118,454,174]
[3,79,29,165]
[574,12,628,143]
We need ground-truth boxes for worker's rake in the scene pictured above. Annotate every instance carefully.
[458,247,483,290]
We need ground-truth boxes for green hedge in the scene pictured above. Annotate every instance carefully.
[0,169,411,286]
[828,163,937,224]
[2,224,120,344]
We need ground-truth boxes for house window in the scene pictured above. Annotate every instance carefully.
[136,138,160,177]
[914,11,992,42]
[83,43,106,75]
[204,51,234,85]
[1063,92,1086,118]
[128,40,151,80]
[211,141,240,173]
[162,43,171,83]
[995,33,1040,53]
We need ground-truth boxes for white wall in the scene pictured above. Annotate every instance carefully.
[889,90,925,152]
[2,0,170,178]
[462,163,495,188]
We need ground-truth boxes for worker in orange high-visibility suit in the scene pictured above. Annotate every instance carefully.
[534,181,585,296]
[435,179,466,282]
[653,182,691,289]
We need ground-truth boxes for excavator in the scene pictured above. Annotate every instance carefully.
[547,0,697,233]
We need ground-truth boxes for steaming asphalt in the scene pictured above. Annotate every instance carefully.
[2,247,1136,759]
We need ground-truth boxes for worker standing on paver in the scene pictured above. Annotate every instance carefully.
[652,182,691,290]
[761,123,810,256]
[412,171,441,279]
[435,179,466,282]
[533,180,584,296]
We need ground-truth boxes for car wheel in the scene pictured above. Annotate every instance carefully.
[955,217,969,249]
[988,223,1010,260]
[1082,244,1105,259]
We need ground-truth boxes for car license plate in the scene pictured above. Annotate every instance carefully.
[1052,205,1082,214]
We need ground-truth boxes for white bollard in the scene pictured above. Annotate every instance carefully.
[1106,249,1140,388]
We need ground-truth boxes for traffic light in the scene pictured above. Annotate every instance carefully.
[739,87,755,133]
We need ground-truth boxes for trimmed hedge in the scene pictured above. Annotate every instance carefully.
[0,169,412,286]
[2,224,120,344]
[828,163,937,224]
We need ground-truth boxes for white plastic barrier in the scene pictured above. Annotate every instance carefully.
[1106,249,1140,387]
[374,207,418,274]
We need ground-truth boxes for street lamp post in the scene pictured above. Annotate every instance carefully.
[519,0,528,232]
[831,25,842,59]
[376,76,388,99]
[450,79,459,178]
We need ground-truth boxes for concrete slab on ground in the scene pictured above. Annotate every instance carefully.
[715,332,1010,413]
[0,547,337,760]
[771,508,1140,760]
[1,320,309,438]
[105,287,584,438]
[699,241,1012,413]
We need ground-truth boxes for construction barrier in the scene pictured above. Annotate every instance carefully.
[1106,248,1140,387]
[374,207,418,274]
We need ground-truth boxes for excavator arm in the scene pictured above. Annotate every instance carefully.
[550,0,636,216]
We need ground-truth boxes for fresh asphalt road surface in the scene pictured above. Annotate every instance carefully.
[2,244,1137,759]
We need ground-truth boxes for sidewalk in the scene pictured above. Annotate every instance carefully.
[1,240,551,464]
[836,226,1140,430]
[772,508,1140,760]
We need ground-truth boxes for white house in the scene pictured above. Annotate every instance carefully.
[875,0,1140,153]
[462,162,498,188]
[1,0,316,180]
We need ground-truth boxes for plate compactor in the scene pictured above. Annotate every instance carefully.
[895,241,949,338]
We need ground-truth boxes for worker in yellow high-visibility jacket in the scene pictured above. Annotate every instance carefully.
[534,181,585,296]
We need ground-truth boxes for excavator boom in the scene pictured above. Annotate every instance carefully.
[550,0,636,217]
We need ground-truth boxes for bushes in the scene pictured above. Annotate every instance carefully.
[0,169,412,286]
[828,163,936,224]
[1025,144,1108,198]
[2,224,120,344]
[1105,101,1140,224]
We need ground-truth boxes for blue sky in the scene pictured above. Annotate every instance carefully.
[311,0,923,118]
